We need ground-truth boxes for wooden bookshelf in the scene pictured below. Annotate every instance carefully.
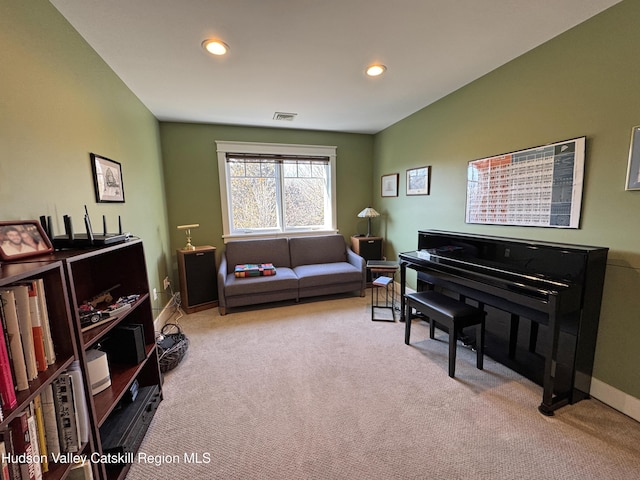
[59,239,163,480]
[1,239,163,479]
[0,260,96,480]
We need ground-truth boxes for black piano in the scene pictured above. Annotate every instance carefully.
[399,230,608,415]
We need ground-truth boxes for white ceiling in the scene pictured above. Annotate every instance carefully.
[50,0,621,134]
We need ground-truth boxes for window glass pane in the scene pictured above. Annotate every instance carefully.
[228,162,246,176]
[229,162,279,230]
[244,161,262,177]
[283,162,298,177]
[261,162,276,177]
[297,162,312,177]
[284,175,326,228]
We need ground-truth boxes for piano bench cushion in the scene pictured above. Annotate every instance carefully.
[406,291,485,328]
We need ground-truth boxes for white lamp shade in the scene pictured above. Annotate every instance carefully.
[357,207,380,218]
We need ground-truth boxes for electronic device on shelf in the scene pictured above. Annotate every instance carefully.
[44,206,129,249]
[99,385,161,460]
[86,348,111,395]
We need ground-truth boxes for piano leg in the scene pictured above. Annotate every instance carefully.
[400,262,407,323]
[508,314,540,357]
[509,314,520,359]
[529,322,539,352]
[538,296,569,416]
[404,300,412,345]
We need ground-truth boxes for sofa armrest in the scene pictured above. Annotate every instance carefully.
[217,252,228,309]
[347,247,366,289]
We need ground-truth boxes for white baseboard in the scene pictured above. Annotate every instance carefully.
[590,377,640,422]
[154,294,179,332]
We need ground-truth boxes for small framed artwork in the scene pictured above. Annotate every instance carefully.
[91,153,125,202]
[381,173,399,197]
[406,166,431,195]
[625,126,640,190]
[0,221,53,261]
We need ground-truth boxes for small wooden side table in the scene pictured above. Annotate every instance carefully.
[367,260,399,322]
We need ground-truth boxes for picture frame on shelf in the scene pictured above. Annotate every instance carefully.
[625,125,640,190]
[91,153,125,203]
[381,173,399,197]
[0,220,53,260]
[406,166,431,196]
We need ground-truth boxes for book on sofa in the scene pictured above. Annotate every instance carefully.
[234,263,277,278]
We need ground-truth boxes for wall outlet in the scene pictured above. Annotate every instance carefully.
[163,276,170,290]
[153,288,158,300]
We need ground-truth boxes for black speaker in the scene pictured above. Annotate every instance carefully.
[358,238,383,260]
[102,323,146,365]
[177,246,218,313]
[351,236,383,283]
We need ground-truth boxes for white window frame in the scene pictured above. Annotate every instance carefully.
[216,141,337,242]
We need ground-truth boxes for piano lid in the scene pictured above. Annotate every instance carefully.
[417,230,608,285]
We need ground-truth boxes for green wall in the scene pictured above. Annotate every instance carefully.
[373,0,640,399]
[3,0,638,407]
[159,122,374,273]
[0,1,171,312]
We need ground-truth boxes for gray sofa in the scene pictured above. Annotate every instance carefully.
[217,234,366,315]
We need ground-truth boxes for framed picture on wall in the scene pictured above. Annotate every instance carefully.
[381,173,399,197]
[0,220,53,261]
[406,166,431,195]
[91,153,125,202]
[625,125,640,190]
[466,136,585,228]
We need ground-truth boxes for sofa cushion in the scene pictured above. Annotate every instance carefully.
[294,262,363,289]
[225,238,291,274]
[224,267,298,296]
[289,235,347,267]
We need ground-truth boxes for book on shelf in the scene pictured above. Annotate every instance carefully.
[10,410,37,480]
[52,374,80,453]
[0,289,29,391]
[20,281,47,372]
[40,383,61,459]
[5,285,38,381]
[31,394,49,473]
[26,410,43,480]
[0,427,21,480]
[67,362,89,445]
[0,440,10,480]
[0,309,17,410]
[33,279,55,366]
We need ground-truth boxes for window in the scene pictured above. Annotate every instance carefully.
[216,141,337,240]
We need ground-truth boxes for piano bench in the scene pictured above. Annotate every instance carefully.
[404,291,486,378]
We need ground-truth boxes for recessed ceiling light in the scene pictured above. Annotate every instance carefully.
[202,39,229,56]
[366,64,387,77]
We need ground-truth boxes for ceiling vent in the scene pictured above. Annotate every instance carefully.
[273,112,297,121]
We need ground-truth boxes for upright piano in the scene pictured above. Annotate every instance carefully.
[399,230,608,415]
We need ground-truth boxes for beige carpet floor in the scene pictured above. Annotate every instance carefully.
[125,294,640,480]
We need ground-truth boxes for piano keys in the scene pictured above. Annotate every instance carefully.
[399,230,608,415]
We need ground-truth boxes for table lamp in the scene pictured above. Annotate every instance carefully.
[177,224,199,250]
[357,207,380,237]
